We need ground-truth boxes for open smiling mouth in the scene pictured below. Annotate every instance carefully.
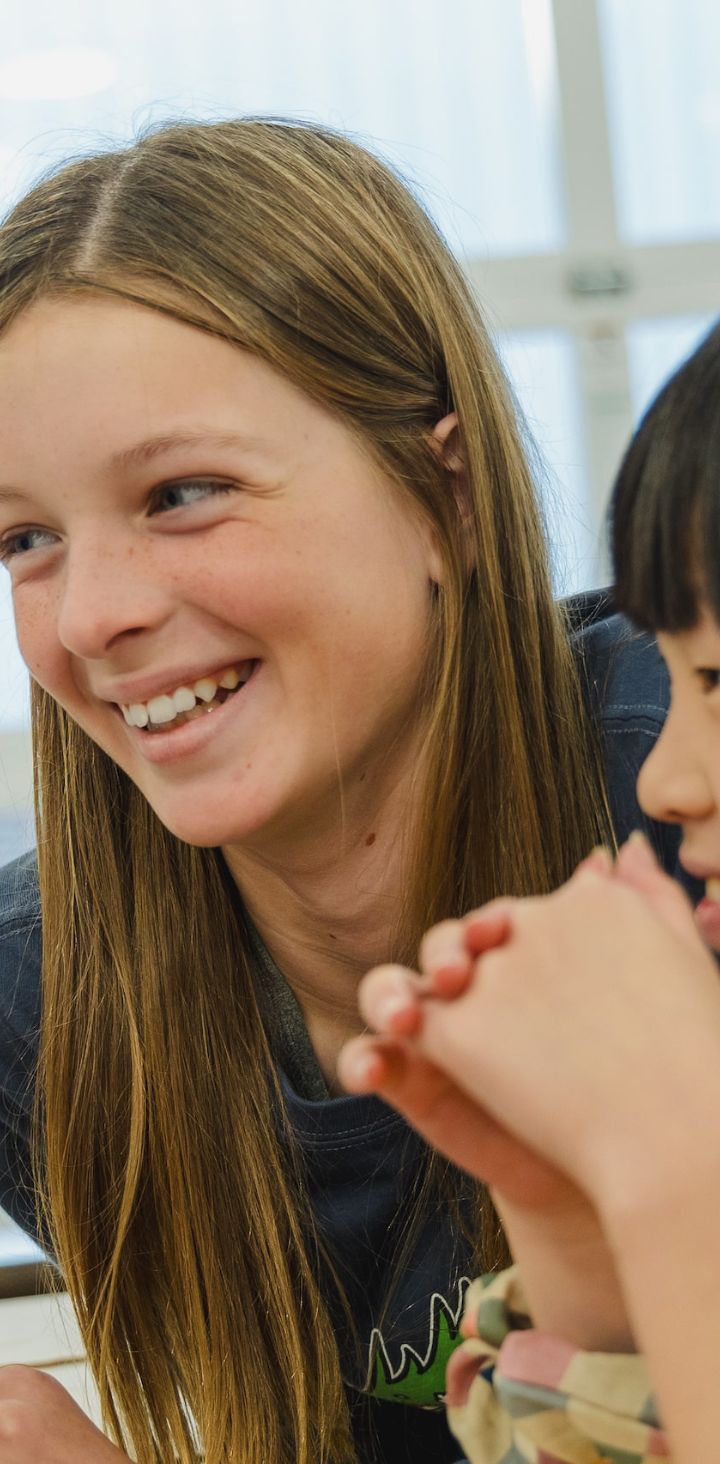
[119,660,257,734]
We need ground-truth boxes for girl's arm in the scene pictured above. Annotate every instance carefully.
[602,1143,720,1464]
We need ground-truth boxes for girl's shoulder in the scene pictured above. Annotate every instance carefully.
[0,849,41,1041]
[0,847,40,929]
[0,850,42,1241]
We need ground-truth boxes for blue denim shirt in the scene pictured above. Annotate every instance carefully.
[0,610,699,1464]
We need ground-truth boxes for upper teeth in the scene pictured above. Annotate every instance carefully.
[707,878,720,902]
[121,663,249,727]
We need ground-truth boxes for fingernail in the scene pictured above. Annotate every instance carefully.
[626,830,657,863]
[578,844,613,874]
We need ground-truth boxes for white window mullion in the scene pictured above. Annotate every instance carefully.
[551,0,633,567]
[552,0,619,252]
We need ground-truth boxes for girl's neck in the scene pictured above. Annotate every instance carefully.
[222,801,412,1083]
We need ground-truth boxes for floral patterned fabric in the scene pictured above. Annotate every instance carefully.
[446,1268,669,1464]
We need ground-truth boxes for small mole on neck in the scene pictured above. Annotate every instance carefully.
[365,832,376,846]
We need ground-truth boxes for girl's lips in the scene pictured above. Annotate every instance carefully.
[695,893,720,952]
[118,661,259,766]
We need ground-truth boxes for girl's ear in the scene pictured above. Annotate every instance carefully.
[428,412,473,581]
[430,411,464,474]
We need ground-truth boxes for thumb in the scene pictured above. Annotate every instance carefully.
[615,832,698,946]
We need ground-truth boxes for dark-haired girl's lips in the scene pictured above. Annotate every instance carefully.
[696,880,720,951]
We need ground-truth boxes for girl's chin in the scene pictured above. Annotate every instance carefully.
[159,820,265,850]
[147,797,286,853]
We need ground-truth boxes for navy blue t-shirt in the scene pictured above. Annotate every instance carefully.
[0,612,699,1463]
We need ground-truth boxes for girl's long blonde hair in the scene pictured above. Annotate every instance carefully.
[0,119,611,1462]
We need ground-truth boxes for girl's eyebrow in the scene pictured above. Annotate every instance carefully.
[0,431,270,503]
[109,429,267,472]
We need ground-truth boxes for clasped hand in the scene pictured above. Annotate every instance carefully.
[339,835,720,1350]
[0,1365,127,1462]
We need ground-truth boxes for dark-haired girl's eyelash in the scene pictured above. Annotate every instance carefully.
[697,667,720,693]
[149,478,236,512]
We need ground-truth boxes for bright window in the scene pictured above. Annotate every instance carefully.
[1,0,563,257]
[500,330,594,593]
[599,0,720,244]
[626,314,717,420]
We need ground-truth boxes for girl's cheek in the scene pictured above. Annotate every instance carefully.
[13,619,43,679]
[14,614,62,689]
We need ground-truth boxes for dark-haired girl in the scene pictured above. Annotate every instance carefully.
[345,320,720,1463]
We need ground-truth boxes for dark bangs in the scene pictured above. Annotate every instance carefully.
[611,319,720,633]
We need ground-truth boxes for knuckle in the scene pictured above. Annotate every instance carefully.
[0,1367,61,1445]
[358,964,413,1022]
[0,1398,29,1443]
[0,1363,62,1407]
[0,1363,42,1397]
[558,866,609,909]
[363,963,411,998]
[419,919,463,966]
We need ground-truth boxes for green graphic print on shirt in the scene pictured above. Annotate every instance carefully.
[366,1277,471,1408]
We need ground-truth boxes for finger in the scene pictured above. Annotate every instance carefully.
[615,832,697,941]
[356,963,423,1036]
[337,1034,402,1093]
[418,904,516,997]
[338,1036,565,1204]
[572,845,615,879]
[618,830,662,874]
[418,919,473,995]
[462,900,515,958]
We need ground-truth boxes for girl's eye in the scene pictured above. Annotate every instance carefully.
[0,527,58,565]
[150,478,235,513]
[697,667,720,694]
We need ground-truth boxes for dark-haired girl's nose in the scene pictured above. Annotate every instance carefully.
[637,711,715,829]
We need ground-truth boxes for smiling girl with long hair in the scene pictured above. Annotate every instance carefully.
[0,118,688,1463]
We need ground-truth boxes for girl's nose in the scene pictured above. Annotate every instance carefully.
[56,533,172,660]
[637,714,715,828]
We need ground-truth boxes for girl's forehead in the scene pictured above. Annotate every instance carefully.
[658,604,720,659]
[0,296,320,448]
[1,291,226,362]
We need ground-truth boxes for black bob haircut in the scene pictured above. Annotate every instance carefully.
[612,318,720,633]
